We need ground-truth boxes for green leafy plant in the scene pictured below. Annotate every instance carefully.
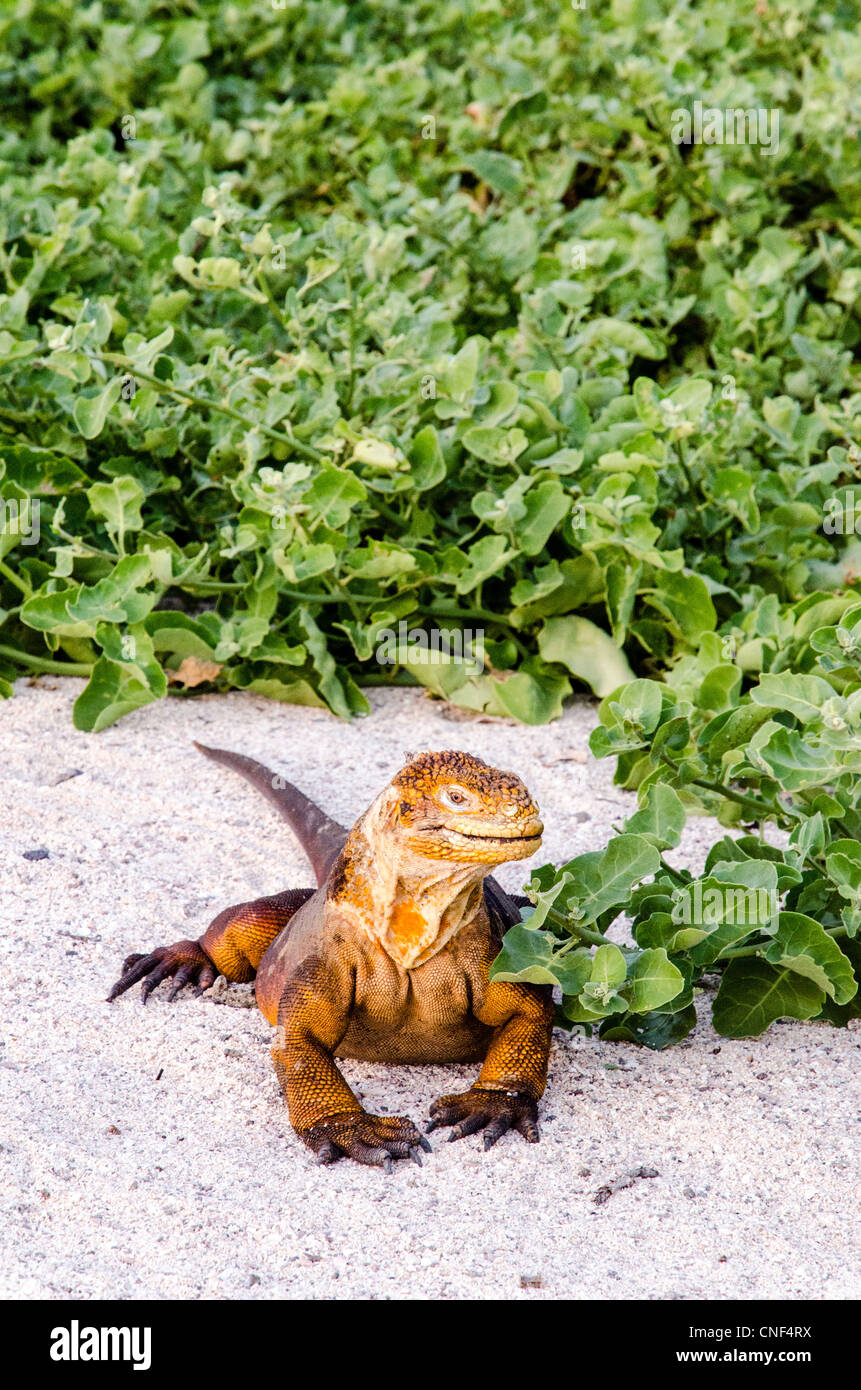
[492,600,861,1040]
[2,1,861,729]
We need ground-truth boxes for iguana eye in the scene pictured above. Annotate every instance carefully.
[440,785,471,809]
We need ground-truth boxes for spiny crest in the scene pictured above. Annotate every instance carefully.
[393,749,532,808]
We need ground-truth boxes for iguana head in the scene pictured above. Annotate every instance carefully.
[331,751,543,968]
[387,750,543,866]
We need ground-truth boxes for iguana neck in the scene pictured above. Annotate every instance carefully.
[328,794,489,969]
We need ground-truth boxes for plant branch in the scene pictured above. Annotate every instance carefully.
[0,559,31,596]
[544,906,612,949]
[95,354,326,461]
[0,643,93,676]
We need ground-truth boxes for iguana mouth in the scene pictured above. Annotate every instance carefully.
[453,830,542,843]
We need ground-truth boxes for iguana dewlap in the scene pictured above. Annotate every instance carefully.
[108,747,555,1170]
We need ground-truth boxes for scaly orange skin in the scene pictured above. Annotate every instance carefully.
[109,750,555,1169]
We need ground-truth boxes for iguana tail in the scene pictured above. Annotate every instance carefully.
[193,743,348,887]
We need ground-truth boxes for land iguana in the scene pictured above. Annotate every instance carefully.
[108,745,554,1170]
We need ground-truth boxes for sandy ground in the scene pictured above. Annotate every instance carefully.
[1,678,858,1301]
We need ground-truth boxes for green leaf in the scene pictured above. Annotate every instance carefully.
[787,813,826,867]
[459,151,525,197]
[812,940,861,1026]
[87,476,145,537]
[644,570,716,645]
[277,542,338,583]
[73,655,165,732]
[197,256,242,289]
[299,607,370,719]
[680,867,777,965]
[538,616,635,696]
[765,912,857,1004]
[752,726,843,792]
[454,534,515,593]
[20,556,154,637]
[712,959,824,1038]
[241,677,326,707]
[708,467,760,532]
[73,378,122,439]
[666,378,712,417]
[584,317,665,360]
[518,480,570,556]
[636,912,707,953]
[144,612,219,662]
[622,949,685,1012]
[750,673,835,724]
[826,839,861,900]
[590,943,627,990]
[699,702,775,759]
[560,834,661,925]
[490,665,571,724]
[600,1003,697,1049]
[624,783,686,849]
[606,561,641,645]
[353,437,402,469]
[407,426,447,490]
[462,425,528,466]
[440,337,482,400]
[298,255,340,296]
[491,922,591,994]
[698,664,742,713]
[563,988,629,1023]
[303,468,367,528]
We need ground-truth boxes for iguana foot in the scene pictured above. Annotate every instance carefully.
[107,940,217,1004]
[301,1111,432,1171]
[426,1087,540,1149]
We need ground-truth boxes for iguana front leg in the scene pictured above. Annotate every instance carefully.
[107,888,314,1003]
[427,978,554,1148]
[272,956,430,1170]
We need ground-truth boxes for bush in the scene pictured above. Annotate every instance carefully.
[1,0,860,727]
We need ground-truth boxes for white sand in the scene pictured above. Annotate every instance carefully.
[1,679,858,1300]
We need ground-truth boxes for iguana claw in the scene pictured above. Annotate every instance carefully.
[301,1111,429,1170]
[426,1087,540,1148]
[107,940,217,1004]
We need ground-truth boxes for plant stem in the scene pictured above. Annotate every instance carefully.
[690,774,789,825]
[180,579,244,593]
[357,671,420,686]
[96,354,326,462]
[675,440,696,492]
[0,560,31,596]
[49,523,115,559]
[425,602,520,635]
[343,268,356,412]
[0,643,93,676]
[544,906,611,949]
[659,752,786,824]
[254,266,288,330]
[658,853,689,886]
